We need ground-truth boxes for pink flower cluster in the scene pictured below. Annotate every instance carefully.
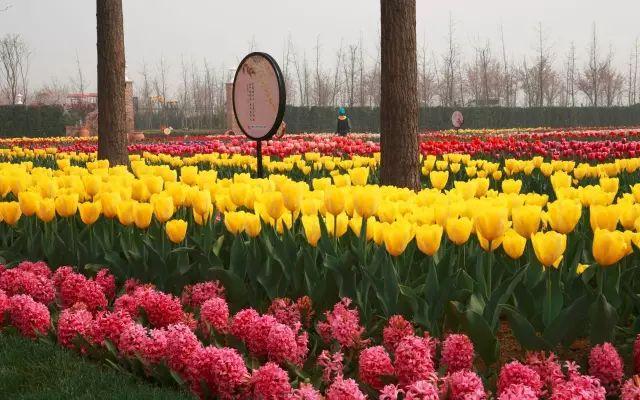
[6,260,640,400]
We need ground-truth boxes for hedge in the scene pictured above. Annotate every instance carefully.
[0,105,71,137]
[284,105,640,133]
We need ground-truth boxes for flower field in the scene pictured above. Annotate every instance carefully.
[2,128,640,399]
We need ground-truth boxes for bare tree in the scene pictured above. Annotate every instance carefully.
[72,50,86,95]
[579,23,602,106]
[380,0,419,190]
[33,78,69,105]
[138,61,152,129]
[418,34,436,106]
[440,13,458,106]
[564,43,577,107]
[0,1,11,12]
[343,44,359,107]
[0,34,30,104]
[96,0,128,165]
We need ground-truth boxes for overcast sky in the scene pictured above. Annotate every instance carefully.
[1,0,639,92]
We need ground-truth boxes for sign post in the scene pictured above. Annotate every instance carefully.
[232,52,286,178]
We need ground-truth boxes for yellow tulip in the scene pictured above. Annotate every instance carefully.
[229,183,249,208]
[326,212,349,238]
[36,198,56,223]
[99,192,121,219]
[18,191,40,217]
[592,229,630,267]
[264,191,286,221]
[450,163,461,173]
[152,194,175,223]
[117,200,136,226]
[224,211,246,235]
[502,229,526,260]
[512,205,542,238]
[501,179,522,195]
[82,175,102,197]
[301,197,320,216]
[531,231,567,268]
[79,202,102,225]
[133,202,153,229]
[165,219,188,243]
[550,171,572,193]
[415,224,443,256]
[301,215,321,247]
[429,171,449,190]
[324,187,345,216]
[281,182,304,213]
[492,170,503,181]
[244,213,262,238]
[180,166,198,186]
[191,190,212,216]
[547,199,582,234]
[353,188,380,219]
[599,177,619,194]
[55,194,79,218]
[576,263,590,275]
[383,221,414,257]
[348,167,370,186]
[446,216,473,245]
[1,202,21,225]
[474,206,509,242]
[166,182,188,207]
[142,175,164,194]
[312,178,332,191]
[589,205,619,232]
[619,203,640,230]
[131,179,150,202]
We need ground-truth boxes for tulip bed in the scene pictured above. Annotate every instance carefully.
[0,129,640,398]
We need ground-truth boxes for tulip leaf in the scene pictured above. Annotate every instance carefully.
[589,293,618,345]
[229,235,247,278]
[503,305,549,350]
[484,268,526,332]
[208,268,248,309]
[543,295,590,346]
[542,270,563,327]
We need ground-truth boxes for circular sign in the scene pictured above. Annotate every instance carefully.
[452,111,464,129]
[232,52,286,141]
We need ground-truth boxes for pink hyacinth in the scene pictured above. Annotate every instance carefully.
[588,342,623,396]
[0,267,55,304]
[266,321,308,366]
[117,286,192,329]
[188,346,249,400]
[383,315,414,351]
[291,383,323,400]
[379,384,404,400]
[441,333,474,373]
[0,289,9,322]
[268,297,302,329]
[89,309,134,347]
[57,303,94,349]
[52,266,74,288]
[117,322,150,358]
[245,314,278,356]
[622,376,640,400]
[123,278,142,293]
[497,361,543,397]
[359,346,394,389]
[181,280,225,308]
[394,335,435,387]
[16,261,52,278]
[230,308,260,341]
[498,383,538,400]
[317,350,344,383]
[164,323,201,375]
[94,269,116,301]
[525,351,564,394]
[441,370,487,400]
[143,328,168,364]
[199,296,229,334]
[58,271,108,311]
[325,376,367,400]
[316,298,367,349]
[250,362,292,400]
[405,380,439,400]
[8,294,50,338]
[551,374,606,400]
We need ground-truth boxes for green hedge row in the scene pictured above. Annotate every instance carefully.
[0,106,72,137]
[284,105,640,133]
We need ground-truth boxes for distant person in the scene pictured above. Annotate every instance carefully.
[336,107,351,136]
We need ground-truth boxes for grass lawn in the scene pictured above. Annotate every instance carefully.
[0,333,194,400]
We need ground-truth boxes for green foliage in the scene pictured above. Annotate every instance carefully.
[0,333,193,400]
[284,105,640,133]
[0,105,72,137]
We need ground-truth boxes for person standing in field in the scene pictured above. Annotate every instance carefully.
[336,107,351,136]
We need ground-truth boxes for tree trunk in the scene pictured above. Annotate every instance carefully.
[96,0,129,166]
[380,0,420,190]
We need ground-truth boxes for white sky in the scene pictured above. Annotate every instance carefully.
[1,0,639,91]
